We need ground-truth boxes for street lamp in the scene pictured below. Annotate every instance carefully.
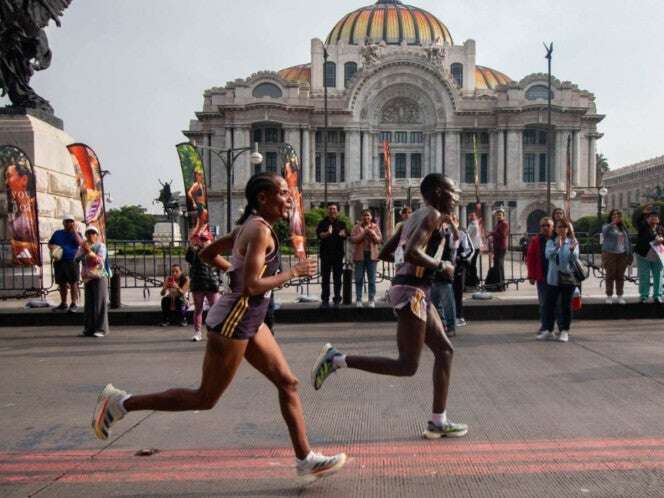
[597,186,608,221]
[544,42,554,215]
[323,45,330,206]
[197,142,263,233]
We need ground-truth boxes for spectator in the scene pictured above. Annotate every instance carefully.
[465,211,482,288]
[452,215,474,327]
[394,206,412,233]
[160,264,190,327]
[601,209,633,305]
[540,220,579,343]
[488,208,509,291]
[75,226,109,338]
[186,233,229,342]
[48,214,83,312]
[316,203,348,308]
[431,219,458,336]
[528,217,555,335]
[552,208,575,239]
[351,209,383,308]
[635,207,664,303]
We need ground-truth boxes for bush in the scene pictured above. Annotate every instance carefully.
[304,208,352,240]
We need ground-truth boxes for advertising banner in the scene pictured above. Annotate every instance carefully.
[280,144,306,259]
[67,143,107,241]
[176,143,208,239]
[0,145,41,265]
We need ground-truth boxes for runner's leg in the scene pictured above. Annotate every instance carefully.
[424,304,454,413]
[244,324,310,459]
[345,308,425,376]
[124,332,247,412]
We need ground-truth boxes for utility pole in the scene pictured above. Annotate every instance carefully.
[544,42,554,214]
[323,46,329,206]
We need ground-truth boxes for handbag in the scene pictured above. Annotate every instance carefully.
[571,259,588,283]
[558,271,579,288]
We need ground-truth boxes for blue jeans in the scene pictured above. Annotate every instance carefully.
[536,281,562,332]
[354,254,377,302]
[431,281,456,332]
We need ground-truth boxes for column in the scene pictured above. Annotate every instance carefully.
[361,131,370,181]
[444,130,461,185]
[232,126,251,189]
[496,129,505,187]
[309,130,317,184]
[573,130,581,187]
[347,130,361,182]
[370,132,377,179]
[424,133,432,176]
[302,128,311,185]
[588,136,597,187]
[489,130,499,186]
[556,131,566,187]
[435,132,444,175]
[506,130,523,187]
[460,205,467,225]
[285,128,301,160]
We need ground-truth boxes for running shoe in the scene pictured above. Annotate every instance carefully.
[536,330,553,341]
[311,343,341,391]
[92,384,127,440]
[422,420,469,439]
[296,452,347,483]
[68,303,78,313]
[456,318,467,327]
[557,331,569,343]
[93,332,105,338]
[617,297,627,305]
[192,331,202,342]
[368,300,376,308]
[52,303,67,312]
[355,301,363,308]
[605,297,614,305]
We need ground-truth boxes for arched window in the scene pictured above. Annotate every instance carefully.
[451,63,463,88]
[344,62,357,88]
[324,61,336,88]
[252,82,283,99]
[526,85,553,101]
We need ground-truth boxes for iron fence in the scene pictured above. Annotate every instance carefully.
[0,232,642,300]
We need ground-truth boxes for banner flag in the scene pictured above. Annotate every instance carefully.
[0,145,41,265]
[67,144,107,242]
[565,134,573,218]
[383,140,393,239]
[472,134,488,252]
[176,143,209,239]
[280,144,306,259]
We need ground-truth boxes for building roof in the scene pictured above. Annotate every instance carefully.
[604,155,664,181]
[277,62,512,90]
[325,0,453,46]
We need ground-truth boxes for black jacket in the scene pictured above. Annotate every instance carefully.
[186,247,220,292]
[635,214,664,257]
[317,218,347,261]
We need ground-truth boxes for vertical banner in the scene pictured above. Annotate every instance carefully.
[67,144,107,241]
[383,140,393,239]
[472,134,488,252]
[564,134,573,218]
[0,145,41,265]
[280,144,306,260]
[176,143,209,239]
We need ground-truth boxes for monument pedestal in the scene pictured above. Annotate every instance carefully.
[0,112,83,295]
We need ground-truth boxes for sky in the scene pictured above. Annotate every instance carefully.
[3,0,663,210]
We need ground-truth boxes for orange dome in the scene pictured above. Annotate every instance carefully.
[475,66,512,90]
[326,0,453,47]
[278,64,311,83]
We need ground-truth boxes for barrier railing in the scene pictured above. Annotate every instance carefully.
[0,232,642,301]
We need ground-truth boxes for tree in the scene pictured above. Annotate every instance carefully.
[106,205,156,241]
[596,153,609,184]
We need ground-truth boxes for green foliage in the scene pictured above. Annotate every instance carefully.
[304,208,352,239]
[107,205,156,241]
[574,214,634,236]
[632,201,664,227]
[273,219,290,243]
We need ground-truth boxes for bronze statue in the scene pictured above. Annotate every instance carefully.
[0,0,72,112]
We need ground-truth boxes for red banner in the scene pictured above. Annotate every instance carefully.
[383,140,393,239]
[280,144,306,259]
[1,145,41,265]
[67,144,107,241]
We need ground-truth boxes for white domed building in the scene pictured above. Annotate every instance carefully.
[185,0,604,234]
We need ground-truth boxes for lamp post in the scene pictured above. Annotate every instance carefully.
[323,46,329,206]
[197,143,263,233]
[597,186,609,221]
[544,42,554,215]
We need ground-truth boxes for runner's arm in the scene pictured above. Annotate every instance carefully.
[404,209,444,270]
[378,225,402,262]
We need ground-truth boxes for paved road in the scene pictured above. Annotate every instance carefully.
[2,320,664,497]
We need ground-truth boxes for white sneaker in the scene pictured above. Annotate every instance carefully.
[605,297,614,305]
[617,297,627,305]
[456,318,467,327]
[296,451,347,483]
[655,298,663,304]
[92,384,127,440]
[191,331,202,342]
[557,331,569,343]
[355,301,363,308]
[368,300,376,308]
[536,330,553,341]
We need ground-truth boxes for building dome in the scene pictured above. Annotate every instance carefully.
[326,0,453,47]
[475,66,512,90]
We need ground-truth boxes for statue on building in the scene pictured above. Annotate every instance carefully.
[425,37,447,66]
[0,0,72,112]
[361,40,381,67]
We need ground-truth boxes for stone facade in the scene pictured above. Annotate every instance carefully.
[604,156,664,214]
[184,0,604,235]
